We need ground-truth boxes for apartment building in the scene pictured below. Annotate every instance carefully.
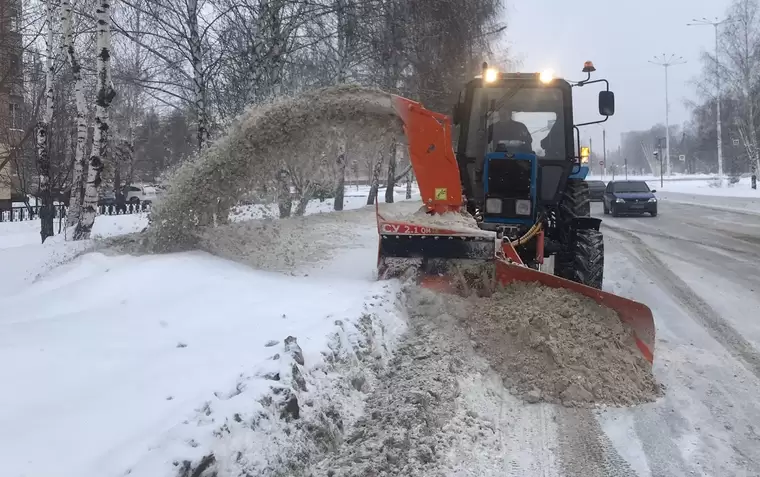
[1,0,23,209]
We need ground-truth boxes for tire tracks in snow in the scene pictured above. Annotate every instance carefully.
[605,224,760,380]
[555,409,639,477]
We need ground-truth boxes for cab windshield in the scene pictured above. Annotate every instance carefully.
[466,85,566,160]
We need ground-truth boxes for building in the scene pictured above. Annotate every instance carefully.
[1,0,23,209]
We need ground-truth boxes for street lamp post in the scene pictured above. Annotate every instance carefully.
[688,17,734,185]
[649,54,686,177]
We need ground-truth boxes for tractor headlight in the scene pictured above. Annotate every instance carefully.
[539,69,554,84]
[485,198,502,213]
[648,198,657,203]
[515,199,532,216]
[615,198,625,203]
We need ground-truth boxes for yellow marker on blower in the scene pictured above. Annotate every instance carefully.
[434,188,447,200]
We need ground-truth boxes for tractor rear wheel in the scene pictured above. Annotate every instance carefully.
[554,179,604,289]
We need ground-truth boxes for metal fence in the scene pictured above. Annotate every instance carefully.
[0,203,152,228]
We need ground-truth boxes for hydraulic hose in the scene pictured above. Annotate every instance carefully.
[509,220,543,247]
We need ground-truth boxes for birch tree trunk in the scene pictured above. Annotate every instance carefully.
[276,169,292,218]
[384,137,397,203]
[332,0,351,211]
[75,0,116,239]
[294,182,313,216]
[333,142,346,211]
[366,156,383,205]
[62,0,89,234]
[187,0,207,151]
[38,0,56,243]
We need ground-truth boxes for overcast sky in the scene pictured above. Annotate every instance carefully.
[505,0,731,153]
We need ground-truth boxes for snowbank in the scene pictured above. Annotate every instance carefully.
[0,213,149,249]
[0,251,407,477]
[587,173,716,182]
[647,176,758,198]
[229,184,419,221]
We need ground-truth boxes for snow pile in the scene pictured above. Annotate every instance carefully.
[447,282,661,407]
[146,84,403,253]
[311,300,462,476]
[309,283,506,476]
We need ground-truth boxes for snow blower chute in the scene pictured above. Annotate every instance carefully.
[377,63,655,365]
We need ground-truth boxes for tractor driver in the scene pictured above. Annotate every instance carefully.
[541,107,566,158]
[490,105,533,153]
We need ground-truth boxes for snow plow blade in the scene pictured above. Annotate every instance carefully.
[376,216,655,365]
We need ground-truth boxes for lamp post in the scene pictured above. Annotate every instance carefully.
[688,17,734,185]
[649,54,686,177]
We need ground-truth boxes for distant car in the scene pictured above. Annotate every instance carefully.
[586,180,606,201]
[603,180,658,217]
[124,183,161,205]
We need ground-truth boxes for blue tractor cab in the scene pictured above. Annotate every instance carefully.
[451,62,615,288]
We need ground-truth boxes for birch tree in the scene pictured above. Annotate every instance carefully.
[720,0,760,179]
[110,0,147,195]
[37,0,56,242]
[75,0,116,239]
[61,0,89,231]
[115,0,226,151]
[320,0,364,211]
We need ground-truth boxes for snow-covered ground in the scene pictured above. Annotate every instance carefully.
[0,252,407,477]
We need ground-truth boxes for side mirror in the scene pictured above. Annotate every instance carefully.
[599,91,615,116]
[651,189,657,193]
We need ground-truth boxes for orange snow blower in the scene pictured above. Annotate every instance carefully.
[376,64,655,364]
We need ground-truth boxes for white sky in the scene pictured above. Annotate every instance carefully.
[504,0,731,151]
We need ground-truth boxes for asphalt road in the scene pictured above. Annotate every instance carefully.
[593,198,760,476]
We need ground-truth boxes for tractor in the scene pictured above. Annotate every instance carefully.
[450,61,614,289]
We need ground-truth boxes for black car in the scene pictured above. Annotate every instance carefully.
[586,180,606,201]
[603,180,658,217]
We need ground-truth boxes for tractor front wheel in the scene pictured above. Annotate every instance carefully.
[554,178,604,289]
[554,228,604,289]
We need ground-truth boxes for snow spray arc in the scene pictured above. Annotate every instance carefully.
[145,85,405,253]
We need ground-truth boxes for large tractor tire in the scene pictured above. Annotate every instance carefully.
[554,228,604,289]
[554,179,604,289]
[559,178,590,218]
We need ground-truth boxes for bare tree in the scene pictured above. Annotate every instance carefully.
[75,0,115,239]
[115,0,227,151]
[61,0,90,231]
[36,0,56,242]
[719,0,760,179]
